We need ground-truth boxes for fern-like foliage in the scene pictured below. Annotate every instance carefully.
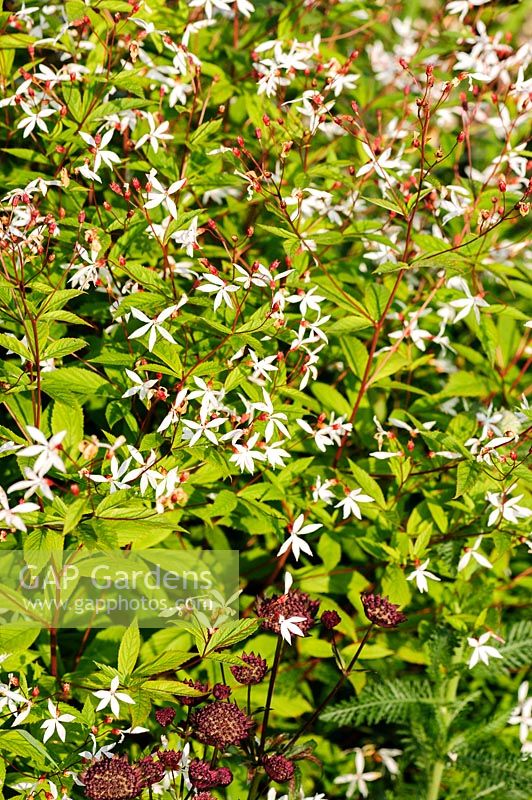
[493,620,532,673]
[320,678,438,726]
[461,748,530,798]
[455,702,515,746]
[425,624,460,686]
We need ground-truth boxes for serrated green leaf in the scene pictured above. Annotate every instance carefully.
[118,620,141,677]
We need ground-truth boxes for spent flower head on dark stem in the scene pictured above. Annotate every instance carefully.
[82,756,144,800]
[230,651,268,685]
[256,589,320,636]
[263,754,295,783]
[190,700,254,748]
[361,592,407,628]
[155,707,176,727]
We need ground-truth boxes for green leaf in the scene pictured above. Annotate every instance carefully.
[347,460,385,507]
[63,497,87,534]
[328,315,372,335]
[42,367,115,403]
[0,34,36,49]
[117,262,169,294]
[0,730,59,768]
[134,650,192,678]
[317,532,342,570]
[42,337,88,359]
[311,382,351,417]
[189,118,223,146]
[0,333,32,361]
[118,619,141,677]
[1,148,49,165]
[51,400,83,452]
[361,195,407,215]
[80,695,95,727]
[454,460,482,499]
[204,618,260,654]
[141,680,207,697]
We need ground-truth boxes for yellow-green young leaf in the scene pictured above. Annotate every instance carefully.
[412,528,432,557]
[209,489,238,517]
[42,338,87,360]
[395,645,427,665]
[189,118,222,146]
[80,695,95,727]
[42,367,115,404]
[0,333,32,361]
[0,754,5,796]
[347,460,385,507]
[478,315,498,366]
[203,651,247,666]
[51,400,83,453]
[311,382,351,417]
[328,315,372,335]
[204,618,260,654]
[0,34,36,49]
[346,642,394,660]
[0,730,59,769]
[426,500,448,534]
[317,532,342,570]
[63,497,87,534]
[23,529,63,574]
[134,650,192,678]
[129,688,152,726]
[361,195,407,215]
[141,680,207,697]
[454,460,482,498]
[299,638,334,658]
[340,337,369,380]
[118,620,141,677]
[381,564,411,606]
[0,626,39,653]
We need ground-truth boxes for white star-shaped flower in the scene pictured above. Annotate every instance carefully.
[122,369,158,401]
[334,748,381,797]
[79,732,117,760]
[279,614,306,645]
[457,536,493,572]
[8,468,54,501]
[41,699,75,743]
[277,514,322,562]
[449,284,489,324]
[92,676,135,718]
[79,129,120,172]
[356,142,409,180]
[135,115,173,153]
[181,414,226,446]
[143,170,186,219]
[508,681,532,745]
[128,304,183,352]
[171,216,199,257]
[406,559,441,593]
[229,433,266,473]
[335,488,375,520]
[197,273,239,311]
[467,632,504,669]
[19,426,66,474]
[0,487,40,532]
[486,482,531,527]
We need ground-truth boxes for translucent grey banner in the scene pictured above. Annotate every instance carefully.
[0,549,239,629]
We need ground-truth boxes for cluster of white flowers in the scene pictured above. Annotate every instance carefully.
[508,681,532,755]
